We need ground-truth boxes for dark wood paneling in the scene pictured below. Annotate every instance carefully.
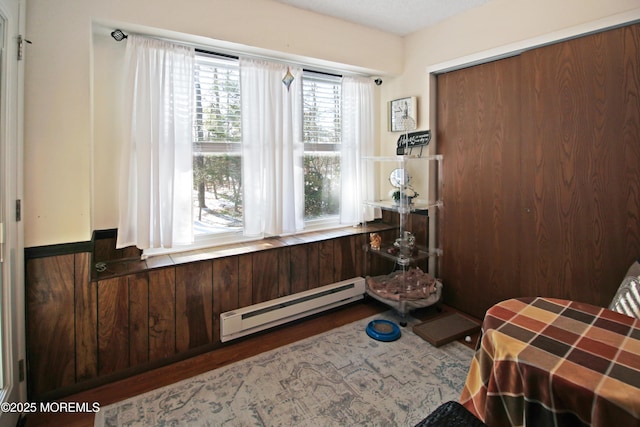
[334,236,358,281]
[213,257,239,343]
[129,273,149,366]
[252,251,279,303]
[278,248,291,297]
[148,268,176,361]
[74,253,97,382]
[520,24,640,306]
[318,240,334,286]
[407,214,427,242]
[238,254,253,306]
[381,209,397,225]
[26,255,77,397]
[93,231,142,263]
[93,237,117,263]
[307,242,320,289]
[98,276,129,376]
[175,261,213,352]
[290,245,309,293]
[27,228,397,399]
[353,235,365,278]
[407,214,429,271]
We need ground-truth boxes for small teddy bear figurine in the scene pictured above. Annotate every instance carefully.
[370,233,382,250]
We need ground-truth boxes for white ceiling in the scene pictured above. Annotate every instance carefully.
[272,0,492,36]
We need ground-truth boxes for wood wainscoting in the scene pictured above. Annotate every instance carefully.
[25,213,429,401]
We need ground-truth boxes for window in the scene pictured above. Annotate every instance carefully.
[192,54,344,238]
[302,72,342,223]
[192,53,242,237]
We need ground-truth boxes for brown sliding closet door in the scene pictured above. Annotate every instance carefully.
[436,56,522,319]
[519,24,640,305]
[437,23,640,319]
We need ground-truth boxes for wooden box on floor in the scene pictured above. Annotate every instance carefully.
[412,313,480,347]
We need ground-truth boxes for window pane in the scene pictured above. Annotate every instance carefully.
[303,72,341,221]
[194,55,241,145]
[193,54,242,236]
[193,153,242,234]
[304,152,340,219]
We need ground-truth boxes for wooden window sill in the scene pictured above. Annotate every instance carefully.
[92,221,395,281]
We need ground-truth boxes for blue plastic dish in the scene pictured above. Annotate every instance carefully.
[366,319,401,341]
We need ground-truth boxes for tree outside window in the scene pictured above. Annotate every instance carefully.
[192,55,343,237]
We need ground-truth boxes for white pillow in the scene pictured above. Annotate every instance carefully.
[609,275,640,319]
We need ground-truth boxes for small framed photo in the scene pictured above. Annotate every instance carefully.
[388,96,417,132]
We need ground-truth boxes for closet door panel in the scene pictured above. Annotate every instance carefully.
[437,56,522,319]
[520,24,640,305]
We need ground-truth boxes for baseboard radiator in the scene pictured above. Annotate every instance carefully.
[220,277,366,342]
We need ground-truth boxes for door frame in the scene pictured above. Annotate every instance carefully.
[0,0,25,425]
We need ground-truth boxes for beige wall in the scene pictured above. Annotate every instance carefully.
[24,0,401,247]
[24,0,640,246]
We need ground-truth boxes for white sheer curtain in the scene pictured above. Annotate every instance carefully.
[116,35,195,249]
[240,58,304,236]
[340,76,376,225]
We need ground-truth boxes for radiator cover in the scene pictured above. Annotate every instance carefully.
[220,277,366,342]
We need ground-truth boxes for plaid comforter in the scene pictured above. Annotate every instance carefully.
[460,297,640,426]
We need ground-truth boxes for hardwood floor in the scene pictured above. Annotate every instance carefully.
[22,299,479,427]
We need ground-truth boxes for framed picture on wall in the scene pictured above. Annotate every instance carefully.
[388,96,417,132]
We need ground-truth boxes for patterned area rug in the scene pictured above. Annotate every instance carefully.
[95,312,474,427]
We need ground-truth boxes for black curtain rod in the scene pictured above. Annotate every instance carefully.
[195,48,238,60]
[195,48,342,78]
[115,33,344,79]
[303,69,342,79]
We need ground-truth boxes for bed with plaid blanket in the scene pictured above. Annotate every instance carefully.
[460,297,640,426]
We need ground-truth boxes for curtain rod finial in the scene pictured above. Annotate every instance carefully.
[111,29,128,42]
